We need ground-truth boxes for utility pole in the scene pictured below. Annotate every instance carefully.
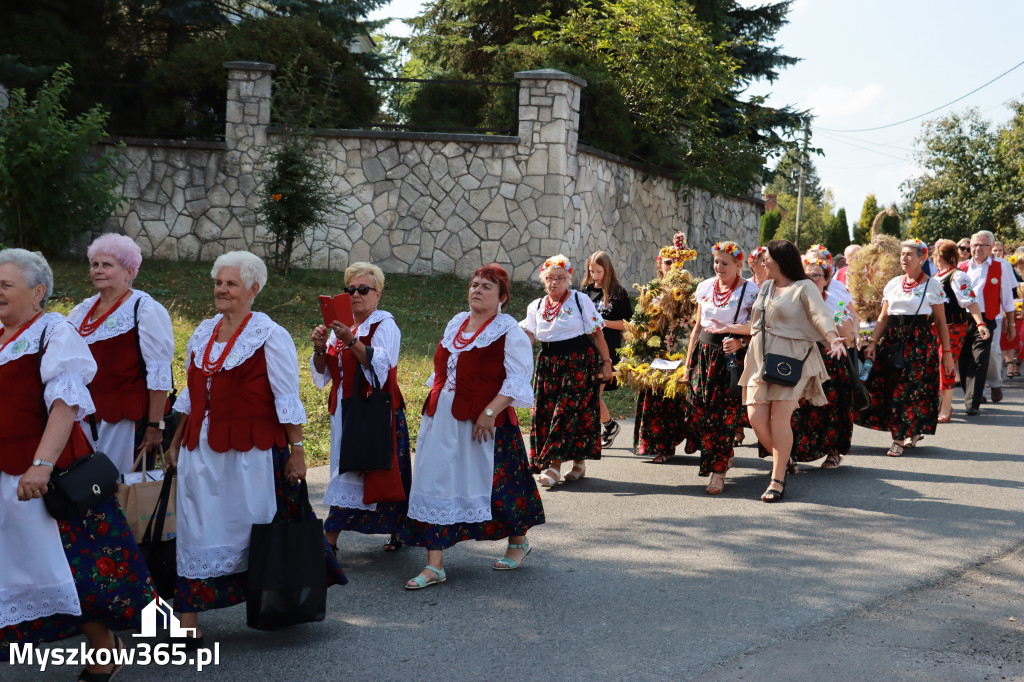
[793,121,811,250]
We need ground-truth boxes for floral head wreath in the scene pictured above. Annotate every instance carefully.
[712,242,744,261]
[902,238,929,257]
[805,245,833,275]
[802,254,830,273]
[808,244,833,264]
[541,254,573,275]
[747,246,767,264]
[659,231,697,266]
[1008,253,1022,266]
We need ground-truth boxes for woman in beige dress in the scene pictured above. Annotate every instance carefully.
[739,240,847,502]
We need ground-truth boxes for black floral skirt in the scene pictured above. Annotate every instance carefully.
[530,347,602,472]
[854,323,939,441]
[633,390,688,459]
[683,340,749,476]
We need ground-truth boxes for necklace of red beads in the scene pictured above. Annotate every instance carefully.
[901,271,925,293]
[712,275,740,308]
[453,313,498,350]
[935,266,956,279]
[201,313,253,376]
[542,290,569,322]
[0,312,43,353]
[78,290,131,336]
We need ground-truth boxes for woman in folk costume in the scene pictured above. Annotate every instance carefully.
[0,249,156,680]
[401,264,542,589]
[856,239,954,457]
[681,241,758,495]
[67,234,175,474]
[632,233,697,464]
[167,251,343,643]
[311,262,410,555]
[757,247,857,470]
[522,254,614,487]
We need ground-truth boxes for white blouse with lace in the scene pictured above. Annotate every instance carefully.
[521,290,604,342]
[882,276,948,315]
[694,277,758,329]
[407,312,534,526]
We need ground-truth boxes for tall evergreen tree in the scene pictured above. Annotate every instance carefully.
[826,207,851,255]
[854,194,879,245]
[766,147,823,204]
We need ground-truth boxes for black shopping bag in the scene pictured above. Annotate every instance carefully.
[138,469,178,598]
[246,481,327,631]
[338,347,393,473]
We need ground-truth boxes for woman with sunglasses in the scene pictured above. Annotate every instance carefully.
[932,240,988,422]
[523,255,613,487]
[311,262,410,555]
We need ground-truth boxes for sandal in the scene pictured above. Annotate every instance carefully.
[493,542,532,570]
[705,472,726,495]
[563,461,586,481]
[905,434,923,448]
[821,453,842,469]
[886,442,904,457]
[77,634,126,682]
[650,453,673,464]
[733,428,745,446]
[786,459,799,475]
[405,565,446,590]
[382,536,403,552]
[538,467,561,487]
[937,413,952,424]
[760,478,785,503]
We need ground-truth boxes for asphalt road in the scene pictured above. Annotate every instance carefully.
[9,380,1024,681]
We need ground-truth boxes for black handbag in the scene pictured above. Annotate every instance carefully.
[44,451,120,520]
[338,347,393,474]
[246,480,327,631]
[876,291,926,372]
[758,282,814,388]
[846,351,872,410]
[137,469,178,597]
[724,281,749,399]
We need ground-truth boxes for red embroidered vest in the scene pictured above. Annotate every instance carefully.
[960,259,1003,321]
[326,321,405,414]
[0,350,92,476]
[423,335,517,427]
[86,328,149,423]
[183,346,287,453]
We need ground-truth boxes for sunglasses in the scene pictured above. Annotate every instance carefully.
[344,285,377,295]
[958,246,970,252]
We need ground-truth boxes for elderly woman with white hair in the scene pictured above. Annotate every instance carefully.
[166,251,344,643]
[67,234,175,474]
[311,262,410,555]
[521,254,613,487]
[0,248,156,677]
[856,239,954,457]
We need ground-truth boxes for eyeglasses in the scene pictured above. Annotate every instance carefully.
[970,243,992,250]
[344,285,377,295]
[806,273,823,281]
[544,276,569,283]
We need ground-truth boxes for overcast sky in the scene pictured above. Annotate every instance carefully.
[371,0,1024,219]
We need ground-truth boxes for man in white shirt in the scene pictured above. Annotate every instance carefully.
[960,230,1017,414]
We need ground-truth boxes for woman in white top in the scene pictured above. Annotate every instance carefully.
[682,242,758,495]
[167,252,344,642]
[857,239,954,457]
[68,234,175,474]
[521,255,613,487]
[401,264,542,589]
[310,262,410,554]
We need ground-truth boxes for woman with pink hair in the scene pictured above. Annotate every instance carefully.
[67,234,175,474]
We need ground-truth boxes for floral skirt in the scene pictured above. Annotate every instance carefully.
[174,445,346,613]
[939,323,968,391]
[854,323,940,441]
[682,340,749,476]
[1,497,156,659]
[633,390,688,459]
[758,345,853,462]
[325,409,412,535]
[530,347,602,472]
[401,421,544,550]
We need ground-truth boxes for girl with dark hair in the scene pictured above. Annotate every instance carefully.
[583,251,631,447]
[740,240,847,502]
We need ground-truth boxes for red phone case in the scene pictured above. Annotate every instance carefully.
[332,293,354,327]
[318,295,336,327]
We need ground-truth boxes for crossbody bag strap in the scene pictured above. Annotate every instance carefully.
[913,281,928,316]
[37,326,49,429]
[760,281,773,368]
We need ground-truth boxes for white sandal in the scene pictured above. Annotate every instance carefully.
[538,467,561,487]
[563,461,586,481]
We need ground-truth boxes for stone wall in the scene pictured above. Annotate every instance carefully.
[99,62,763,284]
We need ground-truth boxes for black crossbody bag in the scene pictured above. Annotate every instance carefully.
[724,281,749,398]
[759,282,814,388]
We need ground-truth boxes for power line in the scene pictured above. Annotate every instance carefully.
[817,58,1024,133]
[816,130,916,154]
[815,130,910,162]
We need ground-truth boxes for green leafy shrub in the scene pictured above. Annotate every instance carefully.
[0,65,122,254]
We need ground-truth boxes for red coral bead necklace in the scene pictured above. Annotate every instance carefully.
[453,313,498,350]
[712,275,740,308]
[542,290,569,322]
[901,271,924,293]
[201,312,253,376]
[78,290,131,336]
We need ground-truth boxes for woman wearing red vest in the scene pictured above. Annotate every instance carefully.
[311,262,410,554]
[67,234,174,474]
[0,249,157,677]
[401,264,543,589]
[167,251,344,642]
[523,255,614,487]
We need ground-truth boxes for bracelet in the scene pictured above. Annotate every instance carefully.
[603,359,612,364]
[977,322,985,328]
[313,349,326,356]
[289,441,304,448]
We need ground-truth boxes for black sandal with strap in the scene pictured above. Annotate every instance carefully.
[761,478,785,503]
[383,536,403,552]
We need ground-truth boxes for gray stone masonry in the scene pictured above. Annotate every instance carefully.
[96,63,763,285]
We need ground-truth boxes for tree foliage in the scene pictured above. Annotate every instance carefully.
[760,209,781,245]
[772,189,835,250]
[854,194,878,245]
[826,207,851,255]
[0,65,123,255]
[766,147,824,204]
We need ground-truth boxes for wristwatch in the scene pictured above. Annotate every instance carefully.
[146,420,165,430]
[32,459,53,468]
[484,408,495,418]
